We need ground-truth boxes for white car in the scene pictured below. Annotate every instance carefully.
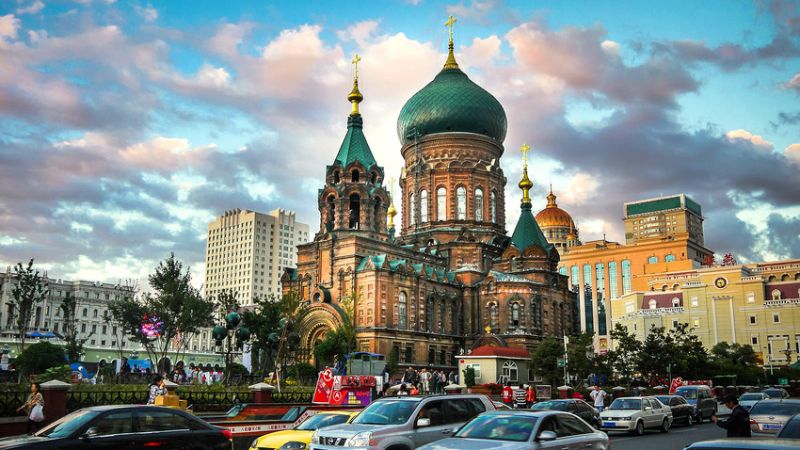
[599,396,672,435]
[738,392,769,411]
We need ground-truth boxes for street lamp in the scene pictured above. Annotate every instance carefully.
[212,311,250,386]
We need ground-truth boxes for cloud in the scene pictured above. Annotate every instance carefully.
[16,1,44,15]
[725,129,774,151]
[785,143,800,166]
[446,0,501,26]
[0,14,20,39]
[337,20,380,47]
[784,73,800,93]
[135,5,158,22]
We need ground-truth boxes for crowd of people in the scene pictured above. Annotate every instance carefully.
[397,367,457,395]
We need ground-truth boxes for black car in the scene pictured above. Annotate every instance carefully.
[655,395,695,426]
[530,399,600,428]
[0,405,233,450]
[675,385,717,422]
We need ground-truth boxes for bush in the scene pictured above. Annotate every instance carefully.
[15,342,67,376]
[36,364,72,383]
[463,366,476,387]
[226,362,249,377]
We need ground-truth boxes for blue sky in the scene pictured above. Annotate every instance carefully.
[0,0,798,286]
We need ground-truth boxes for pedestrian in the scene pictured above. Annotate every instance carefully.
[526,384,536,408]
[712,394,751,437]
[16,383,44,434]
[501,382,514,406]
[398,383,409,396]
[420,369,430,394]
[589,385,607,412]
[147,375,168,405]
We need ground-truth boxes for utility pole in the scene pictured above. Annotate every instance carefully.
[563,335,569,386]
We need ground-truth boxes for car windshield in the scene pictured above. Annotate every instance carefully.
[654,396,672,405]
[531,401,568,411]
[296,413,351,431]
[763,390,784,398]
[675,389,698,399]
[36,410,102,438]
[608,399,641,410]
[455,415,537,442]
[352,400,418,425]
[749,402,800,416]
[740,394,764,401]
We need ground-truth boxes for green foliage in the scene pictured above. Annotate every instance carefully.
[60,292,93,362]
[387,346,399,374]
[289,362,318,381]
[314,328,350,367]
[16,341,67,376]
[463,366,476,388]
[531,337,564,386]
[566,334,594,383]
[226,362,249,377]
[11,259,50,351]
[214,289,241,316]
[36,364,72,383]
[608,323,642,381]
[241,292,309,376]
[635,323,709,381]
[709,342,763,385]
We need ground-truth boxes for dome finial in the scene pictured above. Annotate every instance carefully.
[387,176,397,229]
[518,143,533,206]
[443,15,460,70]
[348,53,363,116]
[546,184,557,208]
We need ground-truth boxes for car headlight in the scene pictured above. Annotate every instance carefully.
[345,432,373,447]
[621,417,631,420]
[311,430,320,444]
[279,442,307,450]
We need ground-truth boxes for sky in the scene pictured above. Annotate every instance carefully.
[0,0,798,288]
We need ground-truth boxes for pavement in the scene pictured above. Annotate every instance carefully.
[609,406,731,450]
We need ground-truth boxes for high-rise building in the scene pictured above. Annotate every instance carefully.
[204,208,310,304]
[623,194,705,246]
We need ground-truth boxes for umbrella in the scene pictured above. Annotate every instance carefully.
[26,331,43,338]
[41,332,56,339]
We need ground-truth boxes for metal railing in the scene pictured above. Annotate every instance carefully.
[0,390,28,418]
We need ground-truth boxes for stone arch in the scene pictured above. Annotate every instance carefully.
[299,303,344,366]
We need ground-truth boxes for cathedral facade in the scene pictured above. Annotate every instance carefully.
[282,30,576,373]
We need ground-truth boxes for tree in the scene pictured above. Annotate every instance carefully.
[16,341,66,377]
[531,337,564,386]
[10,259,50,352]
[59,292,94,362]
[670,323,708,379]
[608,323,641,381]
[241,295,283,375]
[721,253,737,266]
[637,326,674,381]
[710,342,762,385]
[566,334,594,383]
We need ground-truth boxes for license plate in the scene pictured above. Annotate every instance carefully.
[764,424,782,430]
[602,421,616,427]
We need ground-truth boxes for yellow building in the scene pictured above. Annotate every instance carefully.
[610,260,800,367]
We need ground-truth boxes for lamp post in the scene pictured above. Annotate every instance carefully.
[213,311,250,386]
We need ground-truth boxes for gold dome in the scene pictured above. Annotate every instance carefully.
[535,189,576,229]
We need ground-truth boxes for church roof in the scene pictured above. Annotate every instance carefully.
[334,115,377,169]
[511,204,555,255]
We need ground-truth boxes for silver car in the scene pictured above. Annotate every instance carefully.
[738,392,769,411]
[417,410,609,450]
[599,396,672,435]
[749,399,800,436]
[310,394,495,450]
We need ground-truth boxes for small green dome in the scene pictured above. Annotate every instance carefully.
[397,68,507,145]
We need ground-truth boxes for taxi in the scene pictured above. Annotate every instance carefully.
[249,410,359,450]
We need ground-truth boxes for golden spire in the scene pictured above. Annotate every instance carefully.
[387,176,397,228]
[443,15,460,70]
[546,183,557,208]
[518,143,533,206]
[347,53,363,116]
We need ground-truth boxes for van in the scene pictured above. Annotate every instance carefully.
[674,385,717,422]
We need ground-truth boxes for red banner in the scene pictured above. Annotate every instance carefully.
[312,368,335,404]
[669,377,684,394]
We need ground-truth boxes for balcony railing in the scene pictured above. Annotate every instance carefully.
[764,297,800,307]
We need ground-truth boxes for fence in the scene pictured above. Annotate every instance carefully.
[0,390,28,418]
[272,390,313,403]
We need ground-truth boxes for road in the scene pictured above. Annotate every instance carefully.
[608,420,728,450]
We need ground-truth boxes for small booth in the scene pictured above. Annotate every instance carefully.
[457,345,531,386]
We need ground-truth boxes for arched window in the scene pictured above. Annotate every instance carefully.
[502,361,518,382]
[420,190,428,223]
[370,172,378,184]
[649,299,658,309]
[82,308,88,318]
[488,302,498,330]
[398,292,407,329]
[672,297,680,307]
[648,256,658,264]
[490,191,497,223]
[409,193,415,226]
[426,297,434,331]
[351,169,359,182]
[665,254,676,262]
[436,187,447,221]
[439,301,446,332]
[772,289,781,300]
[333,171,340,183]
[781,274,790,281]
[373,198,382,231]
[475,188,484,221]
[456,186,466,220]
[326,195,336,230]
[349,194,360,229]
[511,302,520,327]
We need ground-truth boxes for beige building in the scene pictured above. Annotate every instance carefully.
[205,208,310,304]
[623,194,705,246]
[610,260,800,367]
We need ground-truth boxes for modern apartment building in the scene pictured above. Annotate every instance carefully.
[205,208,310,304]
[623,194,705,246]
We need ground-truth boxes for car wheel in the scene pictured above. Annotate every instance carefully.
[634,420,644,436]
[661,418,670,433]
[686,413,694,426]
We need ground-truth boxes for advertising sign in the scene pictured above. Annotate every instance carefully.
[312,368,335,404]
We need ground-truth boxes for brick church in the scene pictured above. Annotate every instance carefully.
[282,27,576,373]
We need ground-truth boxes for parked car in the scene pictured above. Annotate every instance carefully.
[738,393,769,411]
[416,410,609,450]
[531,399,600,428]
[249,410,358,450]
[762,388,791,399]
[749,399,800,436]
[675,385,717,422]
[777,413,800,438]
[654,395,695,426]
[310,394,495,450]
[683,438,800,449]
[599,396,672,435]
[492,401,512,411]
[0,405,233,450]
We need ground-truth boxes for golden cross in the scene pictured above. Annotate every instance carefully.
[388,176,395,198]
[520,143,531,166]
[485,325,491,334]
[351,53,361,80]
[445,15,457,43]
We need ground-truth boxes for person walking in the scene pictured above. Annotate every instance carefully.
[712,394,751,437]
[16,383,44,434]
[147,375,168,405]
[501,382,514,407]
[589,385,607,412]
[526,384,536,408]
